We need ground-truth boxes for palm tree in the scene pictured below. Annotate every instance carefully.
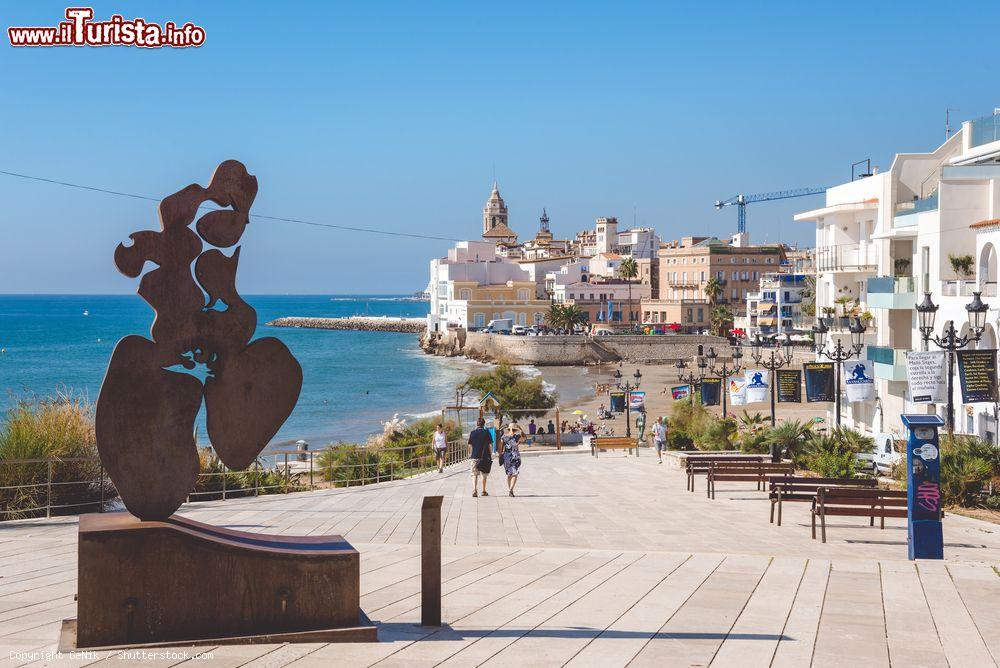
[704,276,723,305]
[764,419,812,463]
[545,304,566,331]
[563,304,589,332]
[619,257,639,328]
[710,305,733,337]
[738,410,766,434]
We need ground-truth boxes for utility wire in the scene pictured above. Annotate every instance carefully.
[0,169,460,242]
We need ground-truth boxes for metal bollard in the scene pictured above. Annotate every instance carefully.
[421,495,443,627]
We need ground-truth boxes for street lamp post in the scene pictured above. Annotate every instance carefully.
[751,333,794,429]
[811,317,867,427]
[675,358,702,406]
[915,291,988,436]
[614,367,642,438]
[705,340,744,419]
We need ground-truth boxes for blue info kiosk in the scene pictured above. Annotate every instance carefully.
[900,414,945,560]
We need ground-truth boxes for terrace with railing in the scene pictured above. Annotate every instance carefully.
[970,112,1000,149]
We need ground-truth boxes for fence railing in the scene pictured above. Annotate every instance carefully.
[0,440,471,521]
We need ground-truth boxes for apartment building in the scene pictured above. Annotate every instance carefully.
[743,273,809,339]
[795,110,1000,440]
[427,241,552,331]
[641,236,786,332]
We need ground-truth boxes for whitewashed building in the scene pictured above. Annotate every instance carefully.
[796,111,1000,439]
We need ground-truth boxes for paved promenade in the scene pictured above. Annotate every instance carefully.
[2,449,999,666]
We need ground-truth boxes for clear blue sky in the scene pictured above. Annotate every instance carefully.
[2,1,999,294]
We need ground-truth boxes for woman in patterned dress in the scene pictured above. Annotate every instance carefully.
[499,423,523,497]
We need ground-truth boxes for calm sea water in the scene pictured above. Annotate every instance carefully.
[0,295,489,447]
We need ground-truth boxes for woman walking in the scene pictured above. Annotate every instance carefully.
[499,423,523,497]
[433,424,448,473]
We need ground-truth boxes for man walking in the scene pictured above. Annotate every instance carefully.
[468,418,493,497]
[652,416,667,464]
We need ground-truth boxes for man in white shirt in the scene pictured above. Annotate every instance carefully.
[652,416,668,464]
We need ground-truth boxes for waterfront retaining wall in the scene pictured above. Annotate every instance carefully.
[268,316,426,334]
[456,332,730,366]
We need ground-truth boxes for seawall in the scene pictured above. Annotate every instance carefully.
[421,330,732,365]
[268,316,426,334]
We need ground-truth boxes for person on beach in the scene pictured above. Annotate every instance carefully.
[468,418,493,497]
[433,423,448,472]
[499,423,523,497]
[652,416,668,464]
[547,420,555,434]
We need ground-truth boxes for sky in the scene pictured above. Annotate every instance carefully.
[2,1,999,294]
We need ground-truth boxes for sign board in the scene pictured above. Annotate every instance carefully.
[700,377,721,406]
[744,370,769,404]
[956,349,998,404]
[628,391,646,410]
[609,391,626,413]
[728,376,747,406]
[671,385,690,401]
[843,360,875,402]
[905,351,947,403]
[804,362,835,403]
[776,369,802,403]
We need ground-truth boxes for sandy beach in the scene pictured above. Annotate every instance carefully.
[536,363,836,438]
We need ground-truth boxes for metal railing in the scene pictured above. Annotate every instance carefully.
[0,440,471,521]
[814,243,877,272]
[867,276,915,294]
[941,279,977,297]
[971,113,1000,149]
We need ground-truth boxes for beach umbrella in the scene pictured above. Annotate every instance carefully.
[572,410,584,415]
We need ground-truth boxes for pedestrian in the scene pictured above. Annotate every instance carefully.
[433,423,448,473]
[547,420,555,434]
[528,419,537,435]
[499,423,523,497]
[652,416,668,464]
[468,418,493,497]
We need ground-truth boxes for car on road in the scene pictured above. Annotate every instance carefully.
[511,325,528,335]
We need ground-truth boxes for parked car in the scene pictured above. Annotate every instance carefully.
[511,325,528,335]
[856,433,905,475]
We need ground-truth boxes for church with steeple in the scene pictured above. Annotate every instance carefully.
[481,181,518,245]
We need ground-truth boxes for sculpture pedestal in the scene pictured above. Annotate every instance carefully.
[65,513,376,649]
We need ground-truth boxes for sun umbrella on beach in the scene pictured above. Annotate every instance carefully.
[572,410,584,415]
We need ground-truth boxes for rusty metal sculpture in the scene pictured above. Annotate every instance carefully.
[95,160,302,520]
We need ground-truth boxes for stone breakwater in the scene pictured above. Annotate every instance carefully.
[267,316,426,334]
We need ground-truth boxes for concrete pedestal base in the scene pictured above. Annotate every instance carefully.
[70,513,376,649]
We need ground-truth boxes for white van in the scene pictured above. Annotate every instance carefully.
[484,318,513,334]
[859,433,905,475]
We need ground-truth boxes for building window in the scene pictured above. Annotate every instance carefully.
[717,271,724,280]
[732,289,738,300]
[474,313,485,328]
[732,271,738,280]
[687,308,693,321]
[460,289,471,300]
[517,289,529,300]
[766,258,773,264]
[752,272,758,281]
[742,271,749,280]
[922,246,930,293]
[697,308,703,321]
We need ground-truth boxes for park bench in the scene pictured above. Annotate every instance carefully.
[591,436,639,457]
[706,462,794,499]
[685,456,765,492]
[768,476,877,526]
[811,487,908,543]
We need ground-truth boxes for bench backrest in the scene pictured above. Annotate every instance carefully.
[593,437,636,447]
[709,462,793,473]
[686,457,764,471]
[817,487,907,506]
[770,476,877,493]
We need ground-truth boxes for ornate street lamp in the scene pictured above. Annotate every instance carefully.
[751,333,794,430]
[614,367,642,438]
[705,340,744,418]
[811,317,866,427]
[675,358,701,406]
[916,291,988,435]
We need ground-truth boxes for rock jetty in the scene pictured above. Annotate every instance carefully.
[267,316,426,334]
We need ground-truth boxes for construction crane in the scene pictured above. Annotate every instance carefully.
[715,186,828,235]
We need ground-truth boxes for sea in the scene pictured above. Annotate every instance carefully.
[0,294,521,449]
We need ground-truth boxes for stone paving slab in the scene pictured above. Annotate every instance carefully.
[0,451,998,667]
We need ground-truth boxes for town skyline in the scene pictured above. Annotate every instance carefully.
[3,1,1000,294]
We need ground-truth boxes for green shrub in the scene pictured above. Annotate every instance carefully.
[192,449,300,500]
[798,427,872,477]
[460,364,557,416]
[939,435,996,507]
[984,495,1000,511]
[0,393,114,518]
[807,450,858,478]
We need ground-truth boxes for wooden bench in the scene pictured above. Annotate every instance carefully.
[591,436,638,457]
[768,476,877,526]
[811,487,908,543]
[707,462,794,499]
[685,456,765,492]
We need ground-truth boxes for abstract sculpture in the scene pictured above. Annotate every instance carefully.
[95,160,302,520]
[71,162,375,649]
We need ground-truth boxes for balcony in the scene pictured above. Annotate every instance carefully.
[893,193,938,228]
[970,113,1000,149]
[814,244,877,273]
[866,276,916,310]
[941,279,977,297]
[867,345,907,381]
